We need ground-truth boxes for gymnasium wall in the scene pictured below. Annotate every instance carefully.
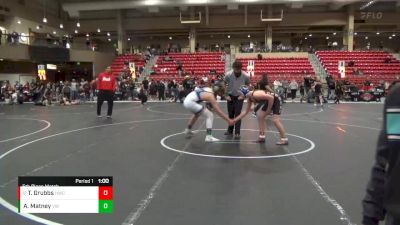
[0,74,36,84]
[69,50,115,77]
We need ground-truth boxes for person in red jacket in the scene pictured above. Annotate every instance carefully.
[96,66,116,118]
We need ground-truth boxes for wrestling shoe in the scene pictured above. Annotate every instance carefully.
[276,138,289,145]
[205,135,220,142]
[184,128,195,136]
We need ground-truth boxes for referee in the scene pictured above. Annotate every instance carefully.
[224,60,250,139]
[97,66,116,118]
[362,82,400,225]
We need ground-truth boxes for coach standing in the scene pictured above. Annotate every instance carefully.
[97,66,116,118]
[224,60,250,139]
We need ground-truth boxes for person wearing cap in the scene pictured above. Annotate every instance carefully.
[183,85,234,142]
[96,66,116,118]
[362,83,400,225]
[233,86,288,145]
[224,60,250,139]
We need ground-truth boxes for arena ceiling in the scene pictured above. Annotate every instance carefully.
[59,0,400,18]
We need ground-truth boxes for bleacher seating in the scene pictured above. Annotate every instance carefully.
[151,52,225,81]
[110,54,145,77]
[316,51,400,86]
[236,57,314,84]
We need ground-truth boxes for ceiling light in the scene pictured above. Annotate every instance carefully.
[86,33,90,37]
[128,37,131,41]
[376,32,380,35]
[74,29,78,34]
[42,17,47,23]
[360,0,376,10]
[227,35,231,38]
[392,34,396,37]
[365,36,368,39]
[107,32,110,36]
[187,0,208,3]
[247,34,251,38]
[169,36,172,40]
[53,31,56,35]
[333,32,336,35]
[309,34,312,37]
[66,43,70,49]
[304,37,307,40]
[107,38,111,42]
[76,22,80,27]
[36,25,40,30]
[326,36,329,40]
[17,20,21,24]
[60,24,63,29]
[389,36,392,39]
[97,28,101,33]
[144,0,160,6]
[354,32,358,35]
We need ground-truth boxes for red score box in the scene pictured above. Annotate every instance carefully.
[99,186,113,200]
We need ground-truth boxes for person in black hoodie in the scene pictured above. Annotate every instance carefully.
[362,82,400,225]
[157,80,166,101]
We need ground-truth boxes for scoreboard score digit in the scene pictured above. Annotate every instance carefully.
[18,176,113,214]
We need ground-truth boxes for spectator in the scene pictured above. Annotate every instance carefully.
[384,56,391,64]
[178,83,185,103]
[164,55,172,62]
[304,75,315,101]
[257,73,274,92]
[334,80,343,104]
[96,66,116,118]
[176,61,183,77]
[171,80,179,102]
[326,74,335,100]
[90,79,97,101]
[348,60,355,67]
[157,80,166,101]
[149,80,157,100]
[43,83,53,106]
[362,83,400,225]
[313,77,323,106]
[202,75,208,85]
[183,76,193,96]
[138,84,147,105]
[282,80,289,100]
[273,79,282,92]
[289,79,298,101]
[120,65,131,80]
[299,82,305,103]
[10,31,19,44]
[138,66,144,77]
[70,79,79,101]
[353,67,364,76]
[142,77,149,95]
[128,80,136,100]
[60,82,71,105]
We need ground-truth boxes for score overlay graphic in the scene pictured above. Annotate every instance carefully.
[18,176,113,213]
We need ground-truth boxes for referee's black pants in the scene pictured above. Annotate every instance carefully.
[97,90,114,116]
[227,95,244,135]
